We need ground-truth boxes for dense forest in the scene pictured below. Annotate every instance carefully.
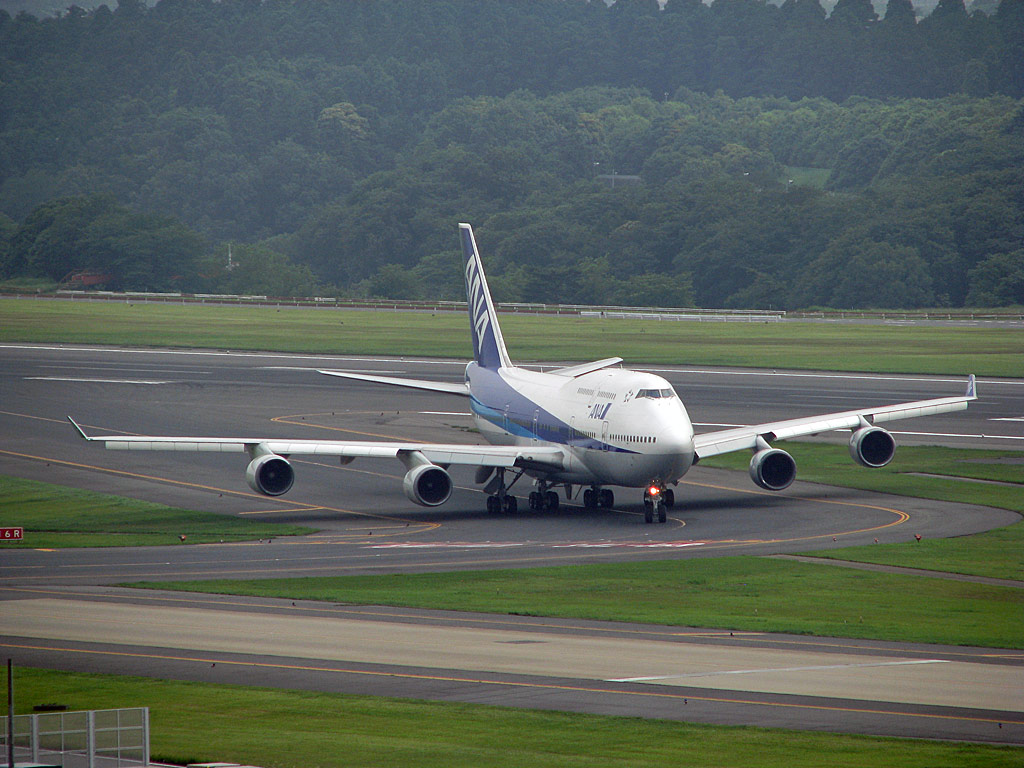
[1,0,1022,308]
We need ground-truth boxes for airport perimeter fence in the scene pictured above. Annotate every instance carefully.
[7,290,1023,323]
[1,708,150,768]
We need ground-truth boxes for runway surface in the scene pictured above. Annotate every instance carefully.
[1,343,1022,744]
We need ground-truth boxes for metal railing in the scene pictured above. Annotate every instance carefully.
[2,708,149,768]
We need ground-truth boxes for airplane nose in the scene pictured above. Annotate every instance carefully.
[657,412,696,463]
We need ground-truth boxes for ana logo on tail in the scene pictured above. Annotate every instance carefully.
[465,255,492,353]
[460,223,510,370]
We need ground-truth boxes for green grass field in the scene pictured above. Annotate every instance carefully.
[0,475,313,547]
[132,556,1023,649]
[5,667,1021,768]
[2,297,1022,376]
[701,443,1024,581]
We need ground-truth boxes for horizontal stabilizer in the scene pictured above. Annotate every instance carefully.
[549,357,624,378]
[318,369,470,396]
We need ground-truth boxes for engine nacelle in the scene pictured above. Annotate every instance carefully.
[849,426,895,468]
[402,463,453,507]
[246,453,295,496]
[749,447,796,491]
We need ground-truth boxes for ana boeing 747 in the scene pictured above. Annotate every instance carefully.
[71,223,977,523]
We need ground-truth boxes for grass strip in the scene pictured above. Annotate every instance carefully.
[0,474,313,547]
[701,444,1024,581]
[132,556,1024,649]
[2,298,1022,376]
[5,667,1021,768]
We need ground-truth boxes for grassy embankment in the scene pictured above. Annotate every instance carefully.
[2,297,1022,376]
[5,667,1021,768]
[702,443,1024,580]
[133,555,1023,648]
[133,442,1024,649]
[0,475,312,547]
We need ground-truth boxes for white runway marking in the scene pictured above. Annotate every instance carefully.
[893,430,1024,442]
[25,377,169,385]
[610,659,951,683]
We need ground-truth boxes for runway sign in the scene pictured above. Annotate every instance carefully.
[1,527,23,540]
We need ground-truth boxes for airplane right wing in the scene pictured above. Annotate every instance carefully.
[694,375,977,459]
[691,375,977,490]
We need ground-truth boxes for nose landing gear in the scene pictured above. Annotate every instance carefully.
[644,484,672,524]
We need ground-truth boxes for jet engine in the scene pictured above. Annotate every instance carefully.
[849,425,895,468]
[749,447,796,491]
[402,463,453,507]
[246,453,295,496]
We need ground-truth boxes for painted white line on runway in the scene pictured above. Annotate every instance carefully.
[609,659,951,683]
[264,366,405,374]
[0,344,467,366]
[992,417,1024,422]
[364,542,527,549]
[419,411,470,416]
[25,377,170,385]
[893,430,1024,441]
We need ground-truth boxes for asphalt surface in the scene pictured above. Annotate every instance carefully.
[1,343,1022,745]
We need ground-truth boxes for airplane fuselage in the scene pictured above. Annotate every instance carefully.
[466,362,696,488]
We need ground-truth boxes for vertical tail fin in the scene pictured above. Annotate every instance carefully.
[460,223,512,370]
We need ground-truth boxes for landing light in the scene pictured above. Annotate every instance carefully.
[648,485,661,497]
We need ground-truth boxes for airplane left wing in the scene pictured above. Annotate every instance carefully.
[694,375,977,460]
[68,417,562,468]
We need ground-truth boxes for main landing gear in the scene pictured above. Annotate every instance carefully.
[582,487,614,509]
[528,481,560,512]
[643,485,675,524]
[485,468,521,514]
[481,469,563,514]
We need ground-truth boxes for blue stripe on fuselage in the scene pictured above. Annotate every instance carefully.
[466,363,635,453]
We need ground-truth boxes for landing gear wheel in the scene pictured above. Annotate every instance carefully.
[657,501,667,523]
[599,489,614,508]
[663,489,675,508]
[486,495,501,514]
[528,491,541,511]
[545,491,559,511]
[583,489,595,508]
[502,495,518,514]
[644,501,654,524]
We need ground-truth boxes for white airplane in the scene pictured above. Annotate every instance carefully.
[71,223,977,523]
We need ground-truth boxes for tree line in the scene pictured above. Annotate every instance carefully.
[1,0,1022,308]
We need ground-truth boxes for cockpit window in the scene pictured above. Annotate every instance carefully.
[636,388,676,400]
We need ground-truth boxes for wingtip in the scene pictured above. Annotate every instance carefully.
[967,373,977,399]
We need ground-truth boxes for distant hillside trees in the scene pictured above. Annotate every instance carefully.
[1,0,1022,308]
